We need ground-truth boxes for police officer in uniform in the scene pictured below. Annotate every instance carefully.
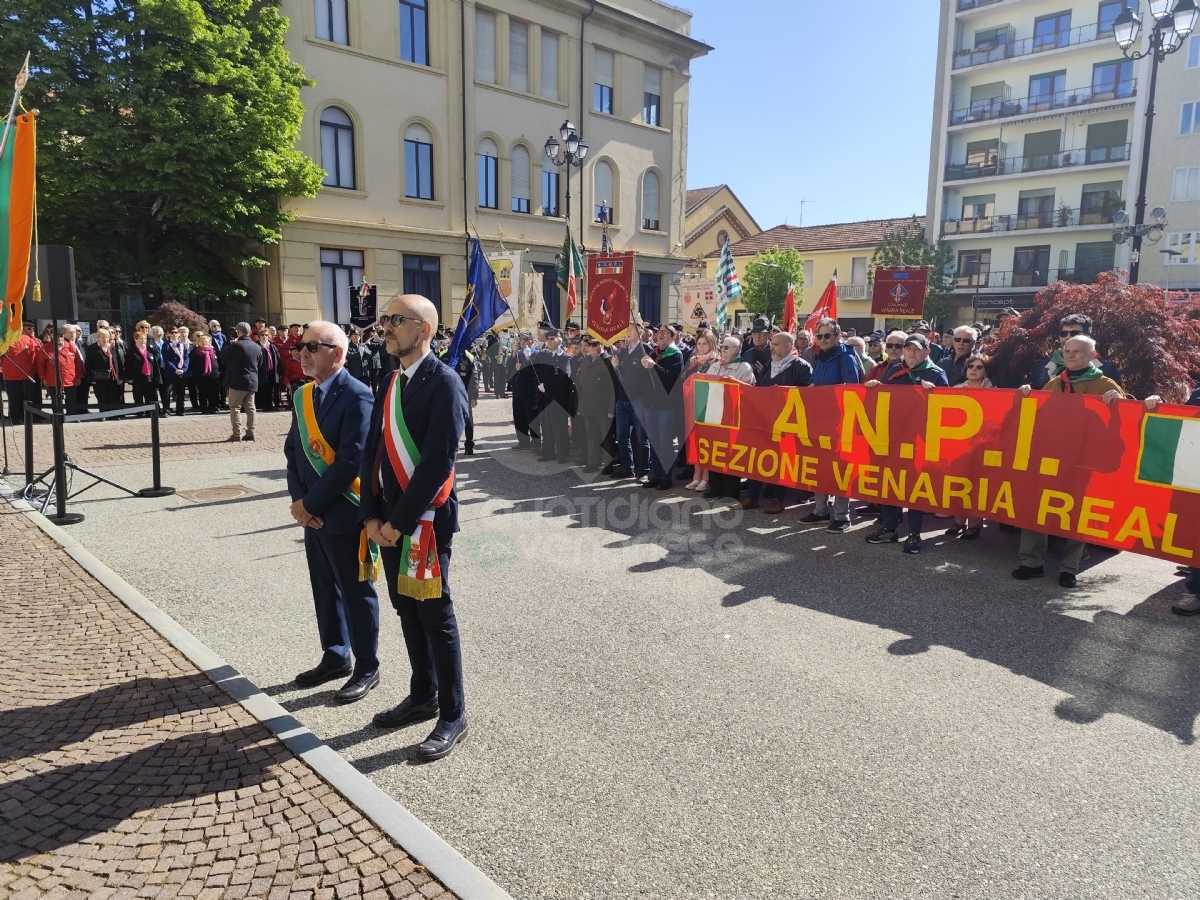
[437,340,480,455]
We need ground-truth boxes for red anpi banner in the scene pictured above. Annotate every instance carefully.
[872,267,928,318]
[685,377,1200,566]
[586,251,634,346]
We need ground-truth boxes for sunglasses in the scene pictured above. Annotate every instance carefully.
[815,333,837,340]
[1060,329,1085,337]
[953,336,974,344]
[966,364,986,371]
[378,313,423,328]
[885,342,905,350]
[296,340,338,353]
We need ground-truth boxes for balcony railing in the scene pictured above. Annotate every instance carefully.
[949,80,1136,126]
[955,267,1121,289]
[942,205,1124,234]
[957,0,1007,10]
[944,143,1131,181]
[836,284,870,300]
[953,18,1129,69]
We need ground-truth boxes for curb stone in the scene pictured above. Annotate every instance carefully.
[0,481,514,900]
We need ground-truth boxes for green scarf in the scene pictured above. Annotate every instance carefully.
[657,344,680,361]
[1064,363,1104,382]
[904,358,938,383]
[1048,348,1066,376]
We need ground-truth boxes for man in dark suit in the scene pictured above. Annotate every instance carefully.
[361,293,470,761]
[284,320,381,703]
[220,322,263,441]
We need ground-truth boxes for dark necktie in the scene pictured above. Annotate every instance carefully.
[312,382,323,411]
[399,373,409,392]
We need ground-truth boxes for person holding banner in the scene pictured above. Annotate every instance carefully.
[362,294,471,761]
[702,336,757,501]
[284,321,381,704]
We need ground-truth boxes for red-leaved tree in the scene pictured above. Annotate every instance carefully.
[980,273,1200,403]
[147,301,210,337]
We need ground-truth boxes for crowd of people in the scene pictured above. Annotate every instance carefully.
[499,311,1200,612]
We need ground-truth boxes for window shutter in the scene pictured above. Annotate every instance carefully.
[644,64,660,96]
[540,32,559,99]
[594,48,613,87]
[478,137,498,158]
[512,146,530,202]
[642,172,658,226]
[476,9,496,83]
[404,123,431,144]
[594,161,613,207]
[510,21,528,92]
[331,0,348,44]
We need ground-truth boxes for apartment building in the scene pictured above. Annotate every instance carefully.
[683,185,762,260]
[1135,32,1200,291]
[260,0,711,328]
[926,0,1150,326]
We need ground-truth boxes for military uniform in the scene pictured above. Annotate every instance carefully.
[437,347,480,455]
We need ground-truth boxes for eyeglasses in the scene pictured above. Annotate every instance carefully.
[1060,329,1085,337]
[885,342,905,350]
[378,313,423,328]
[297,340,338,353]
[953,336,975,344]
[966,364,986,371]
[815,332,837,340]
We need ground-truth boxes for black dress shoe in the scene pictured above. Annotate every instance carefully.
[417,718,469,761]
[333,671,380,703]
[295,661,353,687]
[373,695,440,729]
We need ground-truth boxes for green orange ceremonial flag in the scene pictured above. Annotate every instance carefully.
[0,109,35,356]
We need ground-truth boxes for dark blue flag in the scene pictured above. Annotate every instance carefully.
[447,238,508,367]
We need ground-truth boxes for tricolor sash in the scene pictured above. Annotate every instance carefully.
[294,382,381,582]
[382,371,455,600]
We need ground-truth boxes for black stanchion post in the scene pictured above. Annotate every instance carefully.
[45,404,84,525]
[23,405,33,487]
[138,404,175,498]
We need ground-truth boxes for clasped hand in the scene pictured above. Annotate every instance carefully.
[366,518,402,547]
[289,499,323,529]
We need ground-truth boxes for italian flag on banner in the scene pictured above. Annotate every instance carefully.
[693,379,740,428]
[1138,415,1200,492]
[0,111,35,356]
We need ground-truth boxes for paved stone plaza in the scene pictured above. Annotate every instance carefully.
[4,399,1200,899]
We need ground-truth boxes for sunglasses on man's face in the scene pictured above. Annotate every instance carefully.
[378,313,423,328]
[815,332,836,340]
[1060,329,1084,338]
[885,342,905,350]
[953,336,975,344]
[297,340,338,353]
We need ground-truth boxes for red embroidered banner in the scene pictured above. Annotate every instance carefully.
[685,377,1200,565]
[871,266,928,318]
[586,251,634,346]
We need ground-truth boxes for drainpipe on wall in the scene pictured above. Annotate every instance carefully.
[578,0,595,251]
[460,0,471,257]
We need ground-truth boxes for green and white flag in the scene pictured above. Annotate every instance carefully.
[714,239,741,329]
[1138,415,1200,491]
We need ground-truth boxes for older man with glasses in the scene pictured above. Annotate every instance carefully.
[942,326,979,386]
[1030,313,1121,390]
[799,318,862,533]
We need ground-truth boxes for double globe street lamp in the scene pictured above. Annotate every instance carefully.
[544,120,588,223]
[1110,0,1199,283]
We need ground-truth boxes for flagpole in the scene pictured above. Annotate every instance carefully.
[0,53,31,161]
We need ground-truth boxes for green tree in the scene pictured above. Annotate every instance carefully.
[739,247,806,324]
[868,216,955,325]
[1,0,324,307]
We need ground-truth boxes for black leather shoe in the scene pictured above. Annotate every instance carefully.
[295,661,352,687]
[417,718,469,761]
[373,695,440,729]
[333,671,380,703]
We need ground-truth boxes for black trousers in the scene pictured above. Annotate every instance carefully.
[380,536,464,722]
[583,415,610,468]
[163,379,187,416]
[131,377,156,408]
[197,379,221,413]
[93,380,123,411]
[3,379,26,424]
[513,390,540,445]
[463,404,474,452]
[539,402,569,462]
[306,528,380,678]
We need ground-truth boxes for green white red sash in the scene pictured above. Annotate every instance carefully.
[294,382,381,582]
[382,371,455,600]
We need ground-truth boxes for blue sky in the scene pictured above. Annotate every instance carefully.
[684,0,942,230]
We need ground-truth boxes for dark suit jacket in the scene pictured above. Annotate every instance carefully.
[284,366,373,536]
[756,357,814,388]
[220,336,263,392]
[360,353,469,537]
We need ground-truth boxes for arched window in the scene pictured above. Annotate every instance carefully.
[404,123,433,200]
[594,160,613,222]
[642,171,660,230]
[542,156,560,217]
[320,107,355,189]
[478,138,498,209]
[511,146,531,213]
[315,0,348,44]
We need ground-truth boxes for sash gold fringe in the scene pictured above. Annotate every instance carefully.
[357,530,381,583]
[397,575,442,601]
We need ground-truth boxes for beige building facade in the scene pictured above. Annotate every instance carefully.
[264,0,710,329]
[683,184,762,260]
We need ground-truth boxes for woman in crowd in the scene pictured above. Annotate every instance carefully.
[160,326,190,416]
[128,327,161,413]
[683,331,719,493]
[37,325,81,410]
[702,336,757,501]
[191,331,222,413]
[256,328,282,411]
[947,354,993,540]
[84,327,126,411]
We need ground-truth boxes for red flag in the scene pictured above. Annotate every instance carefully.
[781,283,796,333]
[565,271,577,319]
[803,276,838,335]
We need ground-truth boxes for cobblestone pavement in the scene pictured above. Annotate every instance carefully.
[0,503,454,900]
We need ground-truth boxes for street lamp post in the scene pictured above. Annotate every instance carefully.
[543,120,588,225]
[1111,0,1198,284]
